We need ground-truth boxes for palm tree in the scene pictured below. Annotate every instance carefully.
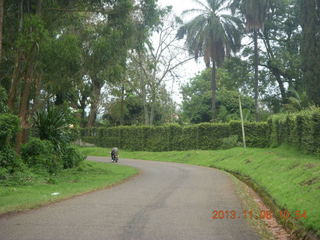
[231,0,270,121]
[177,0,242,121]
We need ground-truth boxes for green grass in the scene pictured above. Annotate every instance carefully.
[78,146,320,236]
[0,161,138,214]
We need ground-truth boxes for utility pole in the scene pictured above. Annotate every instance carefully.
[239,94,246,149]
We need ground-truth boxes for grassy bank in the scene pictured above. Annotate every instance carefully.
[0,161,138,215]
[79,146,320,237]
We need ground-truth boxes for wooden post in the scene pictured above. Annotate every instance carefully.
[239,95,246,149]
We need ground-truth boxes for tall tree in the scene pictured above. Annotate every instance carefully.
[259,0,301,104]
[299,0,320,106]
[128,12,192,125]
[0,0,4,62]
[231,0,270,120]
[177,0,242,120]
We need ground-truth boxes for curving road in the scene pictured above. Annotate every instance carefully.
[0,157,260,240]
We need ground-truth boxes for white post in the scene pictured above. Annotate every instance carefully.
[239,95,246,149]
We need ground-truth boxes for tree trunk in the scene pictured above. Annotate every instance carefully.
[262,34,288,104]
[150,97,155,125]
[16,70,33,152]
[143,101,149,125]
[86,83,101,128]
[267,64,287,103]
[16,0,43,151]
[140,76,149,125]
[8,53,21,111]
[253,29,259,121]
[80,95,87,127]
[0,0,4,63]
[275,73,287,104]
[120,84,124,125]
[211,61,217,121]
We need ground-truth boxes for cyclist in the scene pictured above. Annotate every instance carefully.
[111,147,119,163]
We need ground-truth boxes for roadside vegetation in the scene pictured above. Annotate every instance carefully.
[78,145,320,237]
[0,93,138,215]
[0,160,138,215]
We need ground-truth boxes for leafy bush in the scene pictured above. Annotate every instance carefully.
[0,114,20,145]
[0,86,8,113]
[61,146,85,169]
[0,145,23,175]
[21,138,62,173]
[33,107,72,149]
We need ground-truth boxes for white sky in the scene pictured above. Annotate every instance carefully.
[157,0,206,104]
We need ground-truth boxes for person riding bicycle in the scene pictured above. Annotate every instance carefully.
[111,147,119,163]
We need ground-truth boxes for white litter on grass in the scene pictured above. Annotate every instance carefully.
[51,192,60,196]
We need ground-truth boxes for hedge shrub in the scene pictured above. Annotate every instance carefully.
[0,145,23,174]
[81,108,320,154]
[269,108,320,155]
[61,145,85,169]
[21,138,62,173]
[80,121,269,152]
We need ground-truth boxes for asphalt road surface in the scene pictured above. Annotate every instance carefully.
[0,157,260,240]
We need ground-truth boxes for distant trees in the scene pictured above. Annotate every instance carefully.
[0,0,320,139]
[181,68,255,124]
[0,0,163,149]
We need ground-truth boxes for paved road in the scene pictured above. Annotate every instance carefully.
[0,157,260,240]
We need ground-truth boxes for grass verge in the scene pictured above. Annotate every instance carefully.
[78,146,320,238]
[0,161,138,215]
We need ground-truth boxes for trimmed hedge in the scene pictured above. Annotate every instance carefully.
[81,108,320,154]
[81,121,269,152]
[269,108,320,155]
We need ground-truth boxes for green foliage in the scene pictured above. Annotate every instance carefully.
[21,138,62,173]
[33,107,75,149]
[61,146,85,169]
[0,87,8,113]
[220,135,240,149]
[269,108,320,154]
[217,57,252,94]
[21,137,84,173]
[181,69,256,123]
[217,90,255,121]
[81,121,269,151]
[198,123,230,150]
[230,121,269,148]
[0,145,23,176]
[181,69,212,123]
[0,114,20,145]
[16,15,48,54]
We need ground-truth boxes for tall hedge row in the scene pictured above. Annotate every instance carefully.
[269,108,320,155]
[80,108,320,153]
[81,121,269,151]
